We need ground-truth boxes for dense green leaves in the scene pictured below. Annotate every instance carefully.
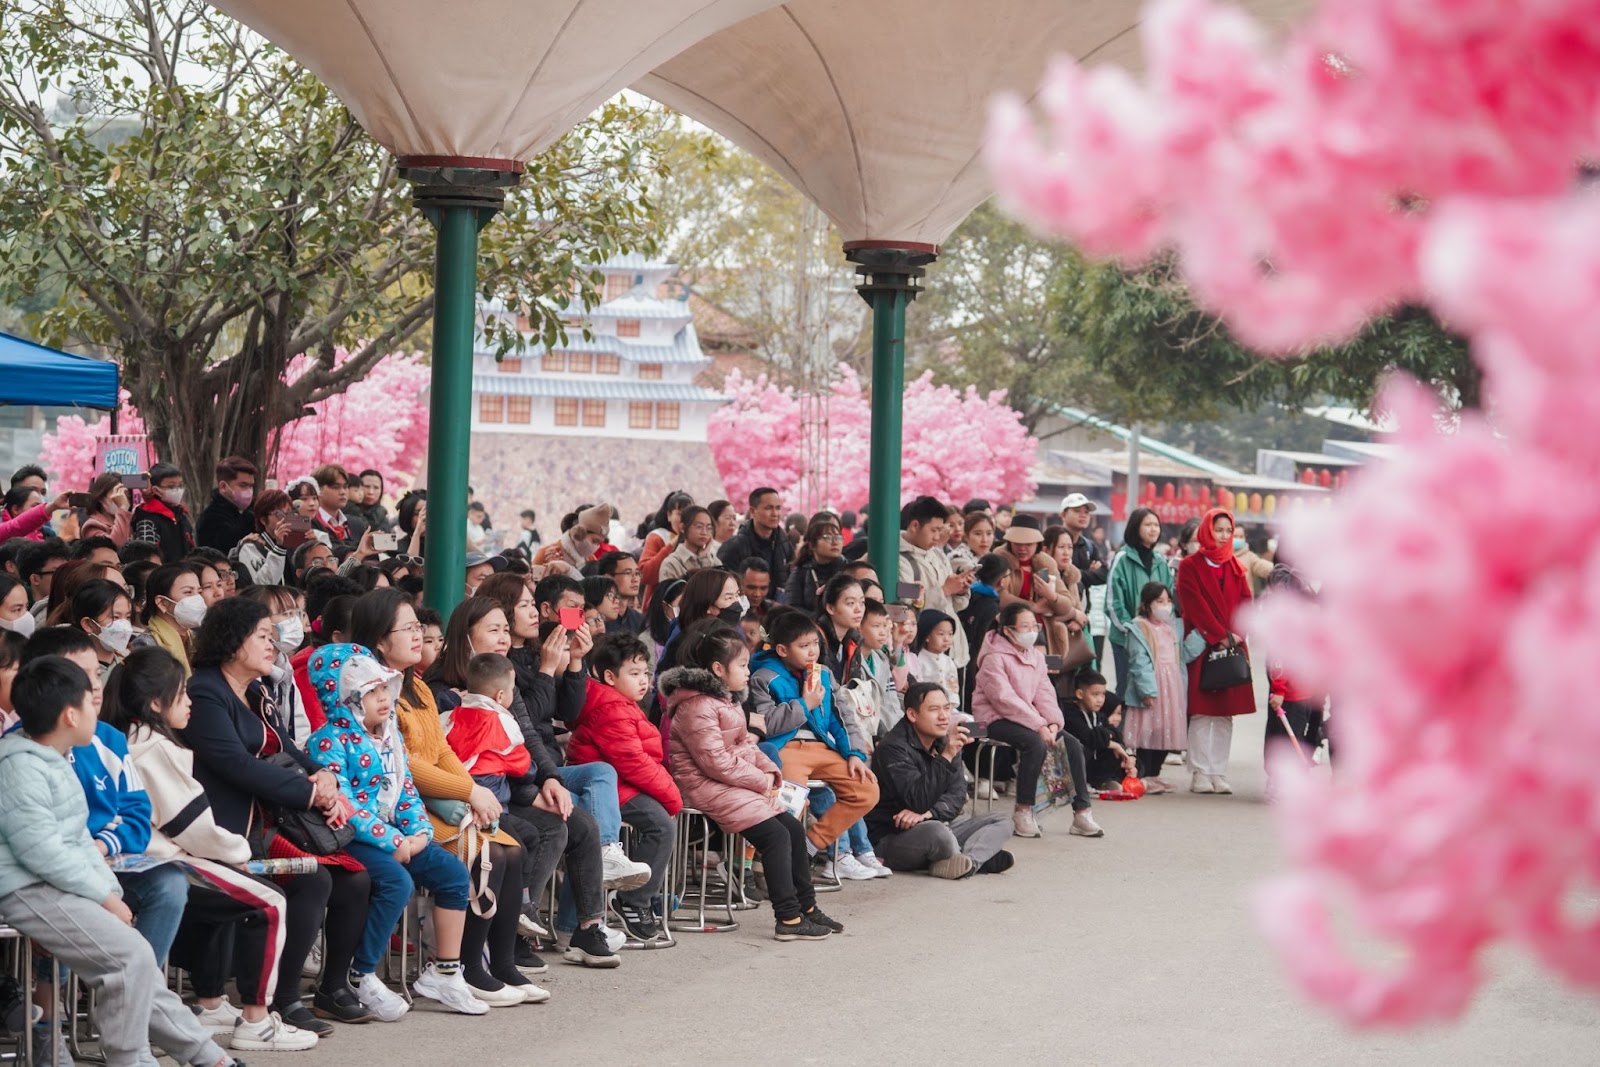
[909,202,1475,432]
[0,1,664,491]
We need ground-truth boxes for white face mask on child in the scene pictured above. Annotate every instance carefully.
[1152,604,1174,623]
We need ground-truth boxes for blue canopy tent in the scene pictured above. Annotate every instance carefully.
[0,331,121,430]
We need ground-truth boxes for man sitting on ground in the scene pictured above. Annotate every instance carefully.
[866,682,1014,879]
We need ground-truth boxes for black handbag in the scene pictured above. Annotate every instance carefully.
[1199,643,1252,692]
[262,753,355,855]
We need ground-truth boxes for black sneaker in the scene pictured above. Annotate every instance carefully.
[978,849,1016,875]
[275,999,333,1037]
[562,924,621,968]
[742,870,766,903]
[515,938,550,975]
[803,906,844,934]
[311,983,374,1024]
[773,914,832,941]
[614,901,660,942]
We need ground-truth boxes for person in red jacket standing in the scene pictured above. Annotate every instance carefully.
[1175,508,1256,795]
[565,633,681,943]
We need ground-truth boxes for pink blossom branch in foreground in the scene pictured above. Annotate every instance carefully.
[985,0,1600,1026]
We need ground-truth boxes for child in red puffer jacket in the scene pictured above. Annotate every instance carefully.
[564,633,680,941]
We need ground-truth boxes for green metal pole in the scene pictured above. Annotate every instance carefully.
[866,285,908,588]
[400,160,520,621]
[420,203,479,620]
[846,246,936,590]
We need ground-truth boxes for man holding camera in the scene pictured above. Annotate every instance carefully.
[866,682,1014,879]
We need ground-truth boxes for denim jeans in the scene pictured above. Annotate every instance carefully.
[117,863,189,967]
[808,787,873,857]
[557,762,622,846]
[345,840,471,975]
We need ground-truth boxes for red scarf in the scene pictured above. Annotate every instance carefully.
[1196,507,1246,580]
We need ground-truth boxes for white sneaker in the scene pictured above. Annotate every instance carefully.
[1191,772,1215,794]
[301,933,323,979]
[602,925,626,953]
[1210,775,1233,795]
[412,964,490,1016]
[858,852,893,877]
[513,983,552,1005]
[975,779,995,800]
[517,907,550,941]
[818,858,840,882]
[1070,810,1105,837]
[353,972,410,1022]
[1012,807,1041,838]
[465,981,528,1008]
[601,842,651,891]
[229,1011,319,1053]
[835,854,879,881]
[193,997,241,1036]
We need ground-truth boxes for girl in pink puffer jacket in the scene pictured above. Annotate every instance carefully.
[659,623,842,942]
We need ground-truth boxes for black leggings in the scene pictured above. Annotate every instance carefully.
[460,841,525,986]
[314,867,372,1000]
[740,813,815,922]
[1135,748,1169,778]
[985,719,1047,806]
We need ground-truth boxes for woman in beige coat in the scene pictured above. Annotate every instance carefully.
[995,516,1085,666]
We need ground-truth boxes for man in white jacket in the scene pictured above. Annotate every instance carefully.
[897,496,974,668]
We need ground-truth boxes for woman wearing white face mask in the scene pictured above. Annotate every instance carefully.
[144,562,206,676]
[70,579,137,683]
[239,585,314,745]
[971,603,1082,839]
[0,574,35,639]
[1122,583,1206,794]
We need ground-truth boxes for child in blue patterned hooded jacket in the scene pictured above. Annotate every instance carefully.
[306,643,500,1020]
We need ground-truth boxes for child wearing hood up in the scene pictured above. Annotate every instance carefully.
[306,644,490,1021]
[910,609,967,720]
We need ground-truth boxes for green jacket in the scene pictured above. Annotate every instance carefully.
[0,735,119,903]
[1124,618,1207,706]
[1105,547,1175,649]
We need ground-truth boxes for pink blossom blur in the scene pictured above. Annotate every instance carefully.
[986,0,1600,1026]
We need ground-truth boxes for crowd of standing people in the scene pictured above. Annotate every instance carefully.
[0,456,1321,1066]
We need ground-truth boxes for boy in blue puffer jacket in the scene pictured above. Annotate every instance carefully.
[305,643,491,1021]
[0,657,236,1067]
[746,609,878,861]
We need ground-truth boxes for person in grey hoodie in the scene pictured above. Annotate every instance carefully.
[0,656,239,1067]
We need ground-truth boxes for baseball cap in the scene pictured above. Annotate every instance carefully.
[1059,493,1098,513]
[464,551,508,573]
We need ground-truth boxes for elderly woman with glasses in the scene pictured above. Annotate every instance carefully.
[782,518,848,614]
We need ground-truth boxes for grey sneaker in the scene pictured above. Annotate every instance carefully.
[774,914,832,941]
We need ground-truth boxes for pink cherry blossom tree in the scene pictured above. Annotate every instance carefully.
[39,350,429,489]
[986,0,1600,1026]
[709,366,1037,511]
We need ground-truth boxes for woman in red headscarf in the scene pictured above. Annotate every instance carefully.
[1175,507,1256,795]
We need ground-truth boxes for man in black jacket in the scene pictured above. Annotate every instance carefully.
[866,683,1014,879]
[194,455,259,554]
[716,486,793,589]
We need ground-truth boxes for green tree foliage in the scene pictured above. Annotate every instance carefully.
[0,1,665,493]
[649,122,867,385]
[910,202,1476,432]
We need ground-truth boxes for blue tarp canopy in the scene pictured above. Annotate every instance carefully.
[0,331,119,410]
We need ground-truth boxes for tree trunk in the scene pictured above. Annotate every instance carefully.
[1456,353,1484,411]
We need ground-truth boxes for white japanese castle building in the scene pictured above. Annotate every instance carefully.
[465,255,731,531]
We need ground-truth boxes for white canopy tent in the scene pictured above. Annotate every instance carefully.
[207,0,786,614]
[633,0,1308,577]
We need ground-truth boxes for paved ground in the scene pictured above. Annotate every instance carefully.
[283,718,1598,1066]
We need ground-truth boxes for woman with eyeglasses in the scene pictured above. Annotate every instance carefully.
[783,519,848,615]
